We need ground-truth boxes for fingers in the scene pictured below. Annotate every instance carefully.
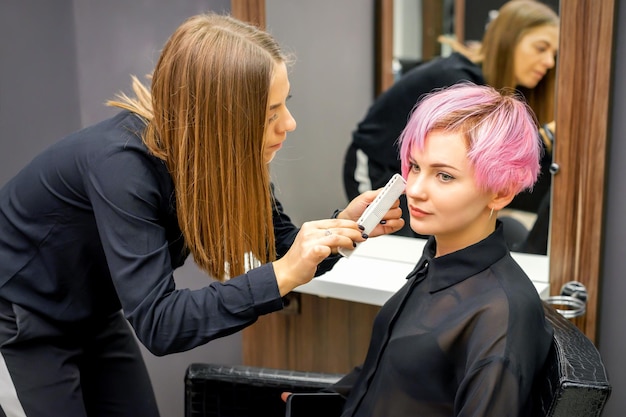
[319,228,361,253]
[368,218,405,237]
[274,218,389,295]
[312,220,369,249]
[364,201,404,237]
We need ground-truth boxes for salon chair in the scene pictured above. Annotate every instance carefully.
[184,302,611,417]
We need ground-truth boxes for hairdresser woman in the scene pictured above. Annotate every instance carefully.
[0,13,402,417]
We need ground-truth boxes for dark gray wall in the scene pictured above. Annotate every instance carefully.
[0,0,81,187]
[72,0,229,127]
[598,0,626,414]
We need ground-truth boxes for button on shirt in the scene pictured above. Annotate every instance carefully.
[332,224,553,417]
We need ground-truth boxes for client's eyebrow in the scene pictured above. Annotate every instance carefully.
[431,162,460,172]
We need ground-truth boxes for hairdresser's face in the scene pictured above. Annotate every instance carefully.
[514,24,559,88]
[264,62,296,163]
[405,130,495,256]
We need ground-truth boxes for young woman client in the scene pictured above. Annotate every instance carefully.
[322,83,552,416]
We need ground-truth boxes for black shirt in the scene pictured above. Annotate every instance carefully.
[331,224,553,417]
[0,110,338,356]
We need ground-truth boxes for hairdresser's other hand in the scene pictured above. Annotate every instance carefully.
[273,219,365,296]
[336,189,404,237]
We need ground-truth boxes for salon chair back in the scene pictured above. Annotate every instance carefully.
[184,302,611,417]
[532,302,611,416]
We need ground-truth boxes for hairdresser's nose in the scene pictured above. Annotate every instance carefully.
[281,108,297,133]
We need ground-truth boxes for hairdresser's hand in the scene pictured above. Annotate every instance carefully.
[335,189,404,237]
[273,219,365,296]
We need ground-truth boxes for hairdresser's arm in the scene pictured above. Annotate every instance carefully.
[87,149,285,356]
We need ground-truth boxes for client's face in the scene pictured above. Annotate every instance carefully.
[513,24,559,88]
[405,130,494,256]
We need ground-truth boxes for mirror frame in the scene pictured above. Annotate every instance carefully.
[234,0,616,343]
[231,0,266,28]
[549,0,614,342]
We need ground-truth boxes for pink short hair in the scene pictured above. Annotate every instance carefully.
[399,83,542,196]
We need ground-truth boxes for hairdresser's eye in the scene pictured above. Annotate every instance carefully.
[437,172,455,182]
[268,113,279,123]
[409,162,420,174]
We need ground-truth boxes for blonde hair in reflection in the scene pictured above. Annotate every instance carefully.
[480,0,559,125]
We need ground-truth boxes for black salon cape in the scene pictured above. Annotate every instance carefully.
[0,110,339,356]
[330,224,553,417]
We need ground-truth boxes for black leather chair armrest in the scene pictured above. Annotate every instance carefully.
[185,363,343,417]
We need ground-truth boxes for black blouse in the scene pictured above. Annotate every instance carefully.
[331,224,553,417]
[0,111,339,356]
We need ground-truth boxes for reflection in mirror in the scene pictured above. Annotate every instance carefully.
[378,0,613,341]
[370,0,559,254]
[391,0,455,80]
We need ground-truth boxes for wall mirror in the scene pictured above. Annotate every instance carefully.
[233,0,615,343]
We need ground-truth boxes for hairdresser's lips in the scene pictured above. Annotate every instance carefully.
[264,141,284,163]
[264,143,282,160]
[409,205,431,219]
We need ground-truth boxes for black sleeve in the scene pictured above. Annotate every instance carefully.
[86,149,284,356]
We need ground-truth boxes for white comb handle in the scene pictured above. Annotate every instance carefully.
[338,173,406,257]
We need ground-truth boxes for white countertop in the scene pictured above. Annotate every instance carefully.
[295,235,550,307]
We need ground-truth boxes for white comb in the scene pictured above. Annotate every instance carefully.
[339,173,406,257]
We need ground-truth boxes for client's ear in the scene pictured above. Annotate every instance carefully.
[489,189,517,211]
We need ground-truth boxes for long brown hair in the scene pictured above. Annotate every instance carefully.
[108,13,285,280]
[479,0,559,125]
